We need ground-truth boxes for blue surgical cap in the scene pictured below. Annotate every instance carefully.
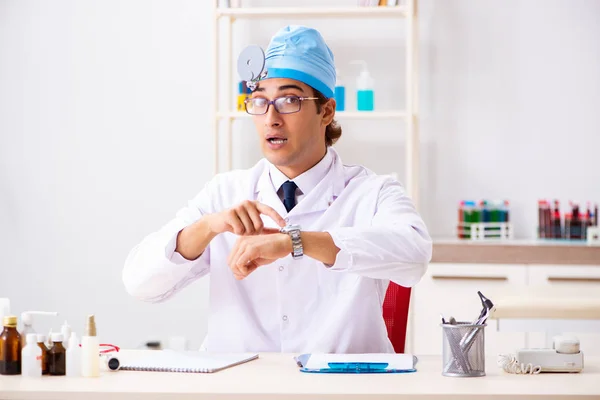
[264,25,336,99]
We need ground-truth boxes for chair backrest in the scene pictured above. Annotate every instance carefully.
[382,282,412,353]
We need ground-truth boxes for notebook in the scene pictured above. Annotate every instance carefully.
[295,353,418,374]
[120,350,259,373]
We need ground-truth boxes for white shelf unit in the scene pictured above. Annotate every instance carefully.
[216,6,408,18]
[213,1,420,207]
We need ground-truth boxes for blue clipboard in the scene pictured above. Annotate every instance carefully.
[294,353,418,374]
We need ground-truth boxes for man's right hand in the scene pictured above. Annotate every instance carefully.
[206,201,286,236]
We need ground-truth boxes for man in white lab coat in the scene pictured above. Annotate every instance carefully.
[123,25,432,353]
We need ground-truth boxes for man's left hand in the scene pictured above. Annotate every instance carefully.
[227,233,292,280]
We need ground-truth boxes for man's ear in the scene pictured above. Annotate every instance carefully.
[321,98,336,127]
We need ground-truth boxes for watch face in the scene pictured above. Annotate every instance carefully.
[282,224,301,233]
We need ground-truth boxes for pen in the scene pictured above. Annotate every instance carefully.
[450,291,494,372]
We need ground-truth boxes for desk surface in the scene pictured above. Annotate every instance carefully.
[1,351,600,400]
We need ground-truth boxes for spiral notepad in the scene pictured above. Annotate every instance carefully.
[121,350,259,373]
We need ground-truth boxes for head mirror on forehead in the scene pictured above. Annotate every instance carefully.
[236,25,336,98]
[237,45,266,91]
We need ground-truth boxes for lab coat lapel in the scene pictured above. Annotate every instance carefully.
[255,165,288,220]
[287,148,345,217]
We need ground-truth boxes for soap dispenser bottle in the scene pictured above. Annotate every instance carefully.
[334,68,345,111]
[351,60,374,111]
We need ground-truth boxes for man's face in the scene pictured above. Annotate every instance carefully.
[250,78,329,173]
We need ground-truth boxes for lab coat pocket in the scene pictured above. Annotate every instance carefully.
[318,266,360,297]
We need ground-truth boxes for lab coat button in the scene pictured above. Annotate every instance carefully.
[282,315,288,322]
[279,266,284,271]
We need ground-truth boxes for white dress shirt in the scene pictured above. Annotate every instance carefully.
[270,148,333,205]
[122,147,432,353]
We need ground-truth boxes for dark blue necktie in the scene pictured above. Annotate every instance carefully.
[281,180,298,212]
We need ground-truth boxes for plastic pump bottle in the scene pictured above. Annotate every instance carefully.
[334,68,345,111]
[351,60,374,111]
[81,315,99,377]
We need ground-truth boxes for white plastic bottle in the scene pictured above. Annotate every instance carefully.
[21,333,42,377]
[351,60,374,111]
[66,332,82,377]
[334,68,346,111]
[81,315,99,377]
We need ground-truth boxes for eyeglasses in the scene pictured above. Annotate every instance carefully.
[244,95,319,115]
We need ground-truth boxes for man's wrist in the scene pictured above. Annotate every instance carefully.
[203,213,220,236]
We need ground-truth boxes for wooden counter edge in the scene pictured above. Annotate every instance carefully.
[432,242,600,265]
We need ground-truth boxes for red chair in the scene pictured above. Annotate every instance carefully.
[382,282,412,353]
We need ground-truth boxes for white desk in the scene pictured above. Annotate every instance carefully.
[1,351,600,399]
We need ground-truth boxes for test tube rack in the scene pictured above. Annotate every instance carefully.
[457,222,514,241]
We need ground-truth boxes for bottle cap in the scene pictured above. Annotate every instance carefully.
[2,315,17,327]
[36,334,46,343]
[51,333,63,342]
[26,333,37,344]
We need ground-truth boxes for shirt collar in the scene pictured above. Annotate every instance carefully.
[268,147,334,196]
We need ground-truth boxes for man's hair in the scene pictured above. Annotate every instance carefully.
[313,88,342,146]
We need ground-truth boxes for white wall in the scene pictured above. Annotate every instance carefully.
[420,0,600,238]
[1,0,599,347]
[0,0,213,349]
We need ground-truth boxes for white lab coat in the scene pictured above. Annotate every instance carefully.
[123,147,432,353]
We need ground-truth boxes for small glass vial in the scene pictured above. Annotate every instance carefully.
[0,315,22,375]
[21,333,42,377]
[36,334,49,375]
[48,333,66,376]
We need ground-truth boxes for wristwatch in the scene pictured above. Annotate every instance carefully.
[280,224,303,259]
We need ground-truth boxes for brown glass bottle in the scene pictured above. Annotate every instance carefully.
[37,335,49,375]
[0,316,22,375]
[48,333,66,376]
